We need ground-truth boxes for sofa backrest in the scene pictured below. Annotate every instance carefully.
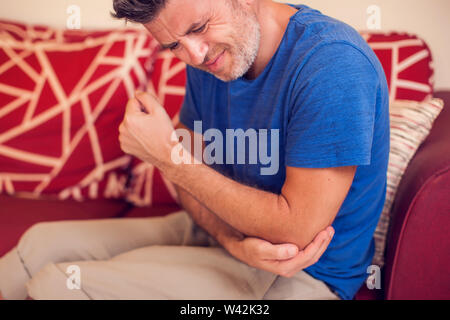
[0,20,435,210]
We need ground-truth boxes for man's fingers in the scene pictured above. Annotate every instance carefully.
[124,91,159,116]
[301,228,333,263]
[310,227,334,264]
[125,97,142,115]
[254,228,334,278]
[263,236,325,277]
[259,242,298,261]
[135,90,160,114]
[245,237,297,261]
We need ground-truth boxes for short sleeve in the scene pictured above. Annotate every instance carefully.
[179,66,203,132]
[285,42,379,168]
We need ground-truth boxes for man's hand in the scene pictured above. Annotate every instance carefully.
[119,91,175,170]
[224,226,335,278]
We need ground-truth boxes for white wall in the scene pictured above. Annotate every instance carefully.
[0,0,126,29]
[0,0,448,90]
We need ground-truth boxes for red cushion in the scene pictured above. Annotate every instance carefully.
[0,19,159,201]
[0,194,130,257]
[361,32,434,101]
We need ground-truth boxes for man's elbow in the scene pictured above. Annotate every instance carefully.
[276,200,330,250]
[281,221,318,251]
[272,200,316,250]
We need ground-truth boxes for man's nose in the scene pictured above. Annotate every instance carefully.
[183,38,208,66]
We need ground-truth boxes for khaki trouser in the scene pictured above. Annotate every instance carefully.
[0,211,339,300]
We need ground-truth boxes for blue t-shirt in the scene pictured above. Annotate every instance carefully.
[179,4,390,300]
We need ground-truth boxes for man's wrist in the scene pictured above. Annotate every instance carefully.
[195,204,244,251]
[176,185,243,249]
[216,227,244,252]
[157,142,191,183]
[153,139,179,179]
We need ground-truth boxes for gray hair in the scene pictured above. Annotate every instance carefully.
[111,0,168,24]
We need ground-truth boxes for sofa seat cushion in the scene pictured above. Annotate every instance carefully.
[122,204,181,218]
[0,194,130,257]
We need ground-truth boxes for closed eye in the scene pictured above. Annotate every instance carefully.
[192,23,207,34]
[166,21,208,51]
[169,42,180,51]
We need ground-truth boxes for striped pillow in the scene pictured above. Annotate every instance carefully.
[373,98,444,267]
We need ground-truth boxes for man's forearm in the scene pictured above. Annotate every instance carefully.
[164,162,304,248]
[175,184,244,248]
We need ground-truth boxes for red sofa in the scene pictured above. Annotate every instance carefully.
[0,22,449,299]
[354,90,450,300]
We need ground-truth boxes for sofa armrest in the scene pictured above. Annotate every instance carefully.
[384,91,450,299]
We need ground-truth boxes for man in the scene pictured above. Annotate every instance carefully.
[115,0,390,300]
[0,0,389,300]
[116,0,390,300]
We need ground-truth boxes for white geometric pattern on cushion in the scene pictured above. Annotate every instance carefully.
[372,98,444,267]
[361,32,434,103]
[0,20,159,201]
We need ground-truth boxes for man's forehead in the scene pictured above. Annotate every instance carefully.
[144,0,212,42]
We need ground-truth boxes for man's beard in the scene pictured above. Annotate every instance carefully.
[202,6,261,82]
